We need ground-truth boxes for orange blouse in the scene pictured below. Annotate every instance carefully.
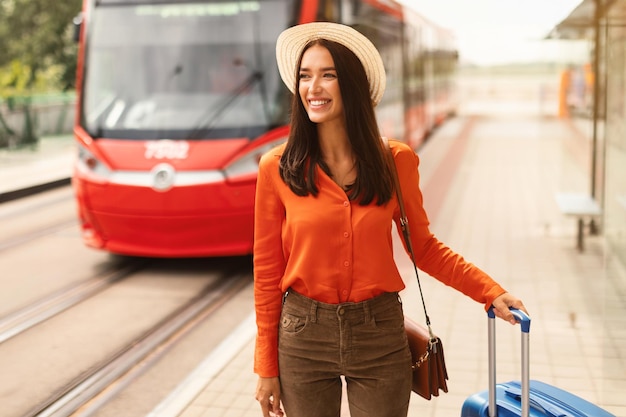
[253,139,506,377]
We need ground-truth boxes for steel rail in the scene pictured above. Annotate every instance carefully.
[0,261,146,344]
[24,271,251,417]
[0,219,77,252]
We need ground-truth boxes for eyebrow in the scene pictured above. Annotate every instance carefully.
[299,66,337,72]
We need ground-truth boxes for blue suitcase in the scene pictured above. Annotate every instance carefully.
[460,308,615,417]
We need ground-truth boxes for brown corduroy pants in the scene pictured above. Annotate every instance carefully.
[278,290,412,417]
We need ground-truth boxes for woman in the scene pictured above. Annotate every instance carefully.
[253,22,527,417]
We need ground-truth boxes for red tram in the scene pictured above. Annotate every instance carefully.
[72,0,458,257]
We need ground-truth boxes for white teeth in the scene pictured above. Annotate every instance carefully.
[310,100,329,106]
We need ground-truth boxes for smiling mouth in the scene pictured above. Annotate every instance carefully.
[310,99,330,106]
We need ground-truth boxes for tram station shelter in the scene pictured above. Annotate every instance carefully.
[548,0,626,279]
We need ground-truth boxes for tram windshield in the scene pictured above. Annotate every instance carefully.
[81,0,294,140]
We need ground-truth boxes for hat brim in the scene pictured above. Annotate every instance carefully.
[276,22,386,106]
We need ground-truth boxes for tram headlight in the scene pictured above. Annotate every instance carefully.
[77,143,112,179]
[223,138,286,181]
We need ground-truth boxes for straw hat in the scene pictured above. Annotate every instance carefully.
[276,22,386,106]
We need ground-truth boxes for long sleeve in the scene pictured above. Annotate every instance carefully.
[389,140,506,309]
[253,152,286,377]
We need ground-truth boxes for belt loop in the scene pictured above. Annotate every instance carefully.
[309,300,318,323]
[363,301,371,323]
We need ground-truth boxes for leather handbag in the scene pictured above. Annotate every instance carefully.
[384,140,449,400]
[404,316,448,399]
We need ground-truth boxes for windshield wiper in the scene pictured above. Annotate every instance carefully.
[187,70,263,139]
[188,13,270,140]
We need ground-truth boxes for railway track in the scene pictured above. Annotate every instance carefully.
[0,259,147,344]
[0,186,77,253]
[26,272,251,417]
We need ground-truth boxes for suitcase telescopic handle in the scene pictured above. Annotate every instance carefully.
[487,307,531,417]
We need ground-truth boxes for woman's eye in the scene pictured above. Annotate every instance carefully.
[297,72,336,80]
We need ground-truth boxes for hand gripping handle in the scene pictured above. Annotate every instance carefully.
[487,307,531,332]
[487,307,532,417]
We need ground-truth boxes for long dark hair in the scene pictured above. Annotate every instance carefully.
[278,38,393,206]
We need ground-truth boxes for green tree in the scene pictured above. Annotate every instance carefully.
[0,0,82,93]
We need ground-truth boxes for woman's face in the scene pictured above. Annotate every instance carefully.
[298,44,344,126]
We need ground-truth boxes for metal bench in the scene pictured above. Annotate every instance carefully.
[554,192,602,252]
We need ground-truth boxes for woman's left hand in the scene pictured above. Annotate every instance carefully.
[491,293,528,325]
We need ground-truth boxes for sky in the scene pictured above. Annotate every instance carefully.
[398,0,590,66]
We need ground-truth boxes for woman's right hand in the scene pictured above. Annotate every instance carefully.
[255,376,284,417]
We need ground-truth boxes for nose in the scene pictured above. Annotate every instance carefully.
[310,75,323,92]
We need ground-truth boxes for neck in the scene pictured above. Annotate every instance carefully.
[316,127,356,190]
[317,121,350,163]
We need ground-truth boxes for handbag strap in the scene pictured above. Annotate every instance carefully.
[383,138,435,339]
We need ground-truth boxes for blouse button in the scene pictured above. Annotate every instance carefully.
[343,261,350,267]
[343,201,349,207]
[343,232,349,238]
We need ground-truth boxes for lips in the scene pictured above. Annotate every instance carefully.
[309,99,330,108]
